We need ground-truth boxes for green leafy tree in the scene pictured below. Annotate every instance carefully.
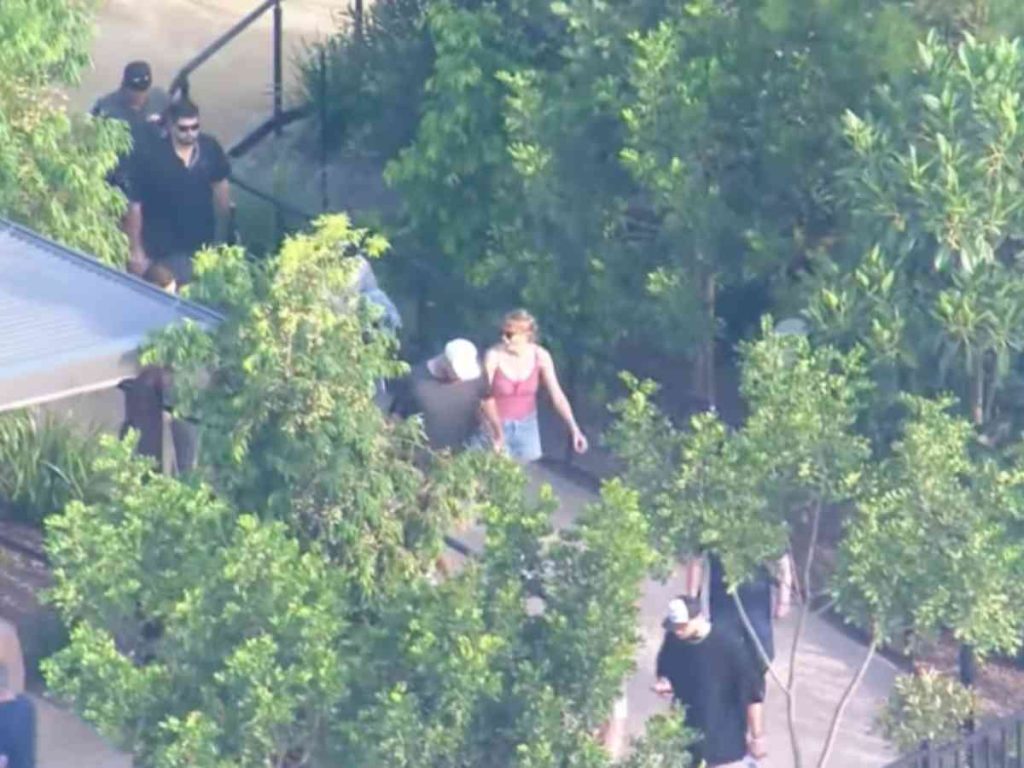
[610,324,1024,767]
[44,435,690,766]
[144,216,493,601]
[0,0,129,265]
[834,395,1024,660]
[611,324,870,767]
[811,32,1024,439]
[41,214,697,766]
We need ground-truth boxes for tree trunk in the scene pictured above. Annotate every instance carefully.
[959,642,977,734]
[970,353,984,429]
[784,499,824,768]
[816,638,879,767]
[960,353,984,726]
[694,269,717,410]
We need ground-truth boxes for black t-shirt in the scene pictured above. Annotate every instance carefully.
[656,625,764,766]
[708,553,776,660]
[128,132,230,260]
[390,363,489,451]
[0,694,36,768]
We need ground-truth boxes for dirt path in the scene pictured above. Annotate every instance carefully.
[72,0,341,144]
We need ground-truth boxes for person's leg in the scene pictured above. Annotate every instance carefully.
[157,252,194,286]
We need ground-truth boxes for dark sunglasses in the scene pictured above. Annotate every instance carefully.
[174,123,200,133]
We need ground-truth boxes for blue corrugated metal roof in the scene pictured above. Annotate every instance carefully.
[0,219,220,410]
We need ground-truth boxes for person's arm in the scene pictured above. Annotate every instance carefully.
[736,633,768,758]
[536,346,588,453]
[654,633,674,696]
[212,179,232,242]
[478,350,505,451]
[684,555,704,598]
[775,552,794,618]
[480,396,505,453]
[124,202,148,275]
[747,701,767,759]
[208,138,233,243]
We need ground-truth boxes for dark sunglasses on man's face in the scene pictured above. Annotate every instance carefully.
[175,122,200,134]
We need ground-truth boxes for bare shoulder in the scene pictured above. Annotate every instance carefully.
[535,345,555,368]
[484,346,502,371]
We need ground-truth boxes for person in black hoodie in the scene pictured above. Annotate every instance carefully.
[0,662,35,768]
[655,596,767,767]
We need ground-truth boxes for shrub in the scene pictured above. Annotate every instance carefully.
[0,411,102,525]
[878,669,975,752]
[301,0,433,158]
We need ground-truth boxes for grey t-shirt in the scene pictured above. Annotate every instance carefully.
[92,86,170,128]
[391,363,488,451]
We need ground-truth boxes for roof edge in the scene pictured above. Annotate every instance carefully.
[0,217,224,327]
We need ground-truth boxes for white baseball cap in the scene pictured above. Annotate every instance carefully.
[444,338,481,381]
[666,598,691,626]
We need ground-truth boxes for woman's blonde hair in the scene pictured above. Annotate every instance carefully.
[502,308,538,341]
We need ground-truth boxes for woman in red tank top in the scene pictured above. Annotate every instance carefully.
[480,309,588,462]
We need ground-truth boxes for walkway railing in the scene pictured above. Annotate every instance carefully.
[169,0,284,138]
[168,0,316,240]
[886,711,1024,768]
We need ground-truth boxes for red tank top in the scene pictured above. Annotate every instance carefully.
[492,352,540,421]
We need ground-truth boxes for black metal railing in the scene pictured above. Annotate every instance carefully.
[169,0,284,132]
[166,0,322,243]
[886,712,1024,768]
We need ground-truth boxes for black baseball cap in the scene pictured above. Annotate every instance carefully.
[122,61,153,91]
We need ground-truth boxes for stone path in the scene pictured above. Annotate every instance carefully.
[35,694,130,768]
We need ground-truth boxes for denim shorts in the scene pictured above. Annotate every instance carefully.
[502,411,543,463]
[469,410,543,463]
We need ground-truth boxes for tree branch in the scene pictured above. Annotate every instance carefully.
[787,497,823,768]
[816,636,879,768]
[732,591,789,693]
[812,597,837,617]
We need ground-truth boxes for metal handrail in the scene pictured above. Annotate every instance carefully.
[169,0,281,99]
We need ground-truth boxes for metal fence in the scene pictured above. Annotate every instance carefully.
[886,713,1024,768]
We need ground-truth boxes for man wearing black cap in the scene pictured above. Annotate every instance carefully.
[92,61,169,195]
[125,97,232,283]
[92,61,169,134]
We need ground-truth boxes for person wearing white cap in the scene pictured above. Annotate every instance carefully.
[390,339,503,452]
[654,596,767,766]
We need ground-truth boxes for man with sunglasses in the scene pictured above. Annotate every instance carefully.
[125,98,232,283]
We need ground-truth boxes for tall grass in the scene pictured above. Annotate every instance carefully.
[0,411,101,526]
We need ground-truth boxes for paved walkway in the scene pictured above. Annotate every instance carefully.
[518,464,898,767]
[35,694,130,768]
[72,0,338,145]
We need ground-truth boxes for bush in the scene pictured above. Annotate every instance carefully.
[301,0,433,158]
[878,669,975,752]
[0,411,102,526]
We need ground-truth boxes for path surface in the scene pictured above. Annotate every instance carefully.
[21,462,895,768]
[73,0,340,145]
[454,463,899,768]
[35,694,131,768]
